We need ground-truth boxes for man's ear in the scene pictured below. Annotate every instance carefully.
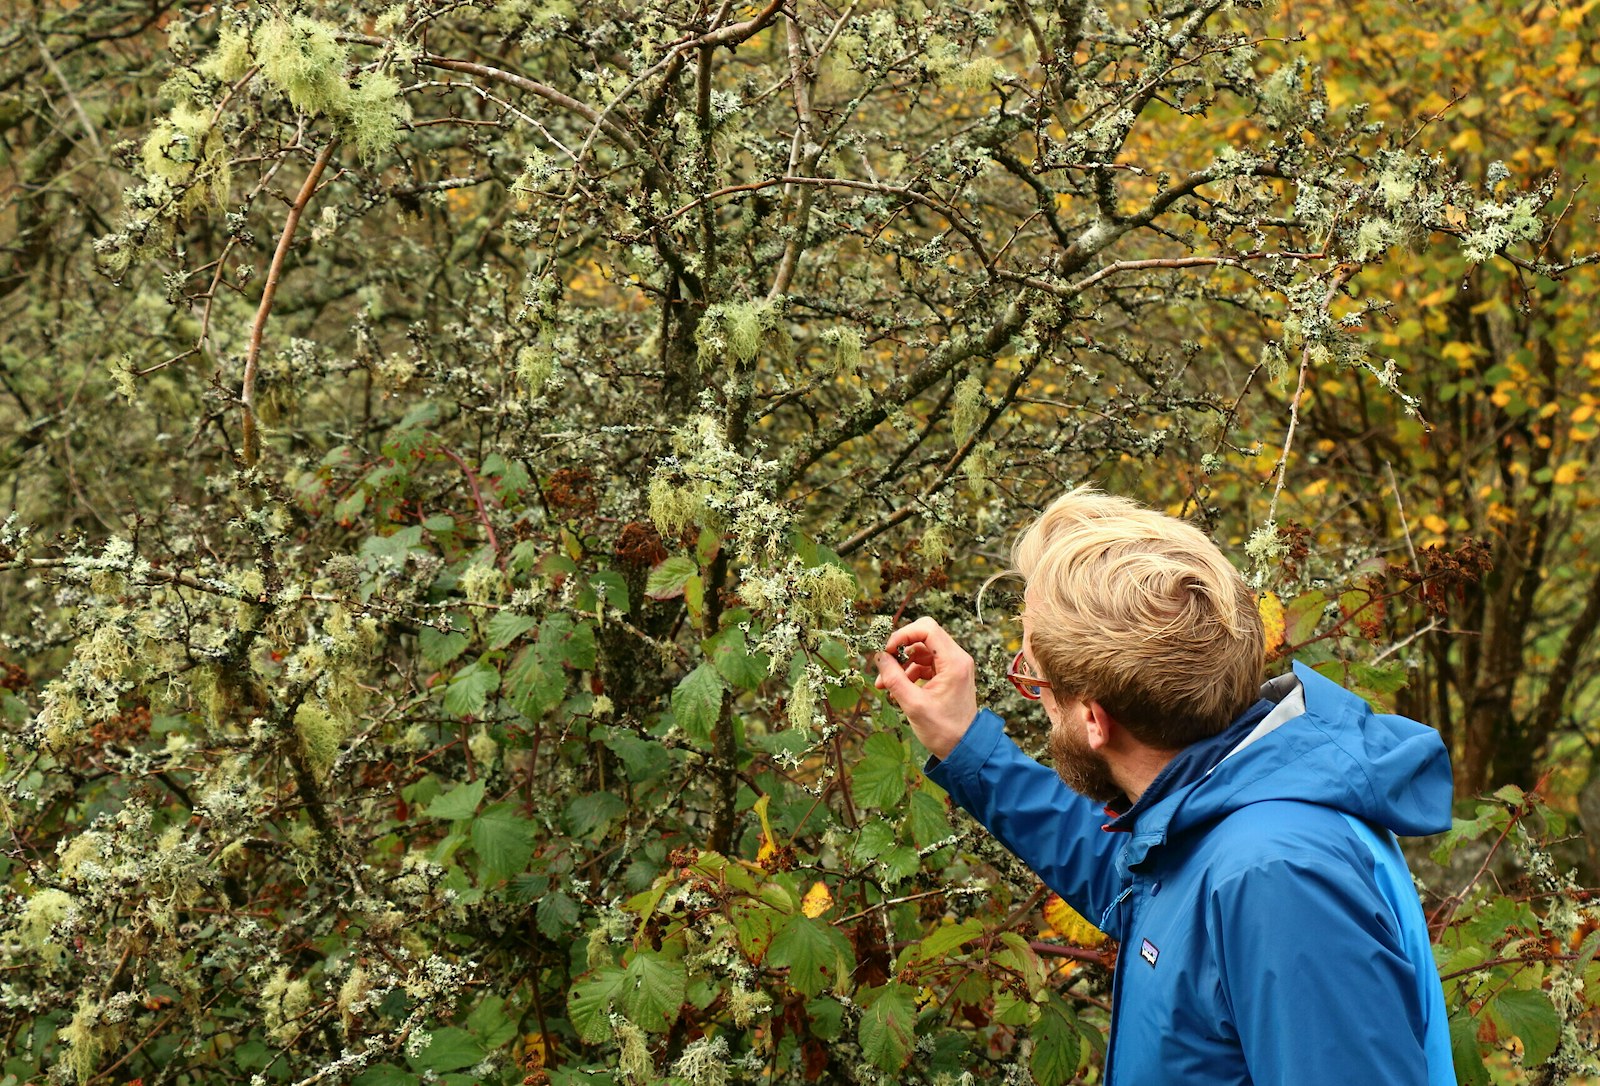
[1083,701,1117,751]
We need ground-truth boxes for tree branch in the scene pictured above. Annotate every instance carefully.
[241,142,337,467]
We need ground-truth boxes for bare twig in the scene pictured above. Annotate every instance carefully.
[241,142,337,467]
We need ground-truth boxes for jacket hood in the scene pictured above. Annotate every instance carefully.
[1139,661,1453,848]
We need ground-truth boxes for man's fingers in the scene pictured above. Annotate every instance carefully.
[883,617,964,661]
[872,652,921,706]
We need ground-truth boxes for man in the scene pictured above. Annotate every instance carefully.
[872,488,1455,1086]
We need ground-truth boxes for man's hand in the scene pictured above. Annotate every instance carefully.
[873,617,978,760]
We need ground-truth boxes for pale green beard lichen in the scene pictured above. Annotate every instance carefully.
[260,966,312,1044]
[338,966,371,1033]
[294,702,345,779]
[199,25,254,84]
[951,373,985,442]
[617,1020,652,1083]
[58,994,120,1083]
[791,564,858,627]
[696,299,788,369]
[254,16,349,116]
[673,1036,731,1086]
[819,327,863,374]
[19,888,75,964]
[517,344,556,396]
[341,70,409,163]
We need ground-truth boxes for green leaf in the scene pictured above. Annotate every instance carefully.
[672,663,725,743]
[485,611,537,650]
[536,889,579,939]
[539,614,597,670]
[564,791,626,838]
[857,983,917,1072]
[406,1026,484,1074]
[567,966,626,1044]
[645,556,698,600]
[707,626,770,691]
[1449,1012,1491,1086]
[588,570,631,614]
[907,918,982,965]
[1031,994,1081,1086]
[730,900,783,961]
[1493,784,1526,806]
[768,915,854,997]
[420,624,470,669]
[605,731,671,781]
[351,1064,416,1086]
[907,786,954,849]
[1490,988,1561,1067]
[505,643,566,722]
[425,779,486,820]
[1284,589,1327,646]
[852,732,908,809]
[466,995,519,1050]
[472,803,536,882]
[444,659,499,718]
[619,950,687,1033]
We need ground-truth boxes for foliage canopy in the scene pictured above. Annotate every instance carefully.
[2,0,1600,1083]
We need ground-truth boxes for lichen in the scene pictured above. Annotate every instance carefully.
[254,16,349,116]
[294,702,345,779]
[341,70,409,163]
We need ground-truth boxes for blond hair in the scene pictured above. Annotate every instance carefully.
[999,488,1263,748]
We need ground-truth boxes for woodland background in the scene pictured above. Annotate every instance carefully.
[2,0,1600,1083]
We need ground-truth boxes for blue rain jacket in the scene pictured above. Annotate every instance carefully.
[927,661,1455,1086]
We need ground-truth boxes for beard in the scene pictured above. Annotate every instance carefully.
[1049,718,1123,805]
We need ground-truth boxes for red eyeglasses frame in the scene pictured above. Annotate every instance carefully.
[1007,649,1051,700]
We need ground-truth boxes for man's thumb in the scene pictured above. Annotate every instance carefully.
[874,652,915,702]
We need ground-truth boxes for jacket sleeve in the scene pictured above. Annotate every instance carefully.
[1207,854,1435,1086]
[925,709,1125,931]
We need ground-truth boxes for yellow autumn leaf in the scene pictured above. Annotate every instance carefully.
[1258,592,1286,658]
[1422,514,1450,534]
[754,794,778,864]
[801,880,833,919]
[1554,462,1584,486]
[519,1033,548,1070]
[1043,894,1107,948]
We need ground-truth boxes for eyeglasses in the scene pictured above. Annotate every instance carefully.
[1007,649,1051,701]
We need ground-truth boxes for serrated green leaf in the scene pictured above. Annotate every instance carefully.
[425,779,486,820]
[485,611,537,650]
[908,918,982,965]
[589,570,631,614]
[466,995,518,1050]
[539,614,596,669]
[1491,987,1561,1066]
[564,791,625,838]
[730,901,782,961]
[852,732,907,809]
[536,890,579,939]
[605,731,671,781]
[1031,994,1081,1086]
[645,556,698,600]
[406,1026,484,1074]
[620,950,687,1033]
[568,967,625,1044]
[857,983,917,1072]
[444,660,499,718]
[1493,783,1526,806]
[672,663,725,743]
[707,626,770,691]
[907,786,954,849]
[472,802,535,882]
[505,643,565,722]
[420,624,470,669]
[1449,1012,1491,1086]
[768,915,854,997]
